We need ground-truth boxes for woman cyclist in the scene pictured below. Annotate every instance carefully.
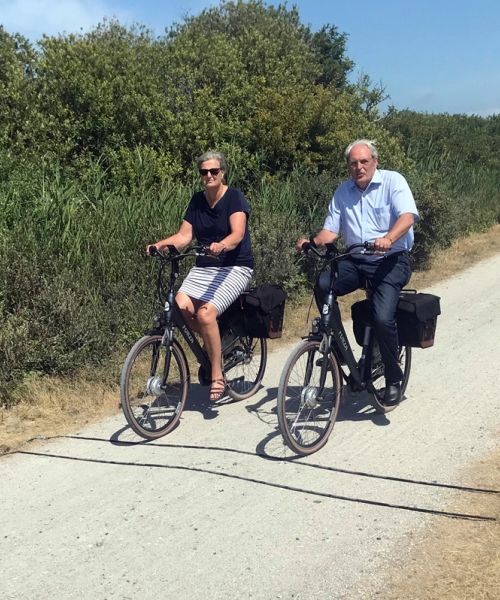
[147,151,254,401]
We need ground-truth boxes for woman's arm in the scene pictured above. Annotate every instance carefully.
[209,211,247,255]
[146,220,194,253]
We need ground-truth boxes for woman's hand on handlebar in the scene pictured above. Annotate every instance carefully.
[146,244,171,256]
[208,241,226,256]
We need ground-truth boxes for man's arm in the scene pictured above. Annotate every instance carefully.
[373,213,415,251]
[296,229,338,253]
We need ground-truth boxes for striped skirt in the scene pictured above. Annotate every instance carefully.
[178,266,253,314]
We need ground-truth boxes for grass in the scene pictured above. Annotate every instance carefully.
[372,444,500,600]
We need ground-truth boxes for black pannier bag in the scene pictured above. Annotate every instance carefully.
[396,291,441,348]
[351,291,441,349]
[242,284,288,339]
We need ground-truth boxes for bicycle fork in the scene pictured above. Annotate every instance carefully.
[144,292,177,398]
[300,334,331,409]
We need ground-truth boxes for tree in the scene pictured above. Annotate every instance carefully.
[0,27,37,151]
[355,72,390,122]
[305,24,354,88]
[0,1,409,177]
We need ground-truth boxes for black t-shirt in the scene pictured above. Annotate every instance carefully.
[183,187,254,268]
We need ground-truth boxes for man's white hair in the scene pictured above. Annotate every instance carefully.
[345,139,378,162]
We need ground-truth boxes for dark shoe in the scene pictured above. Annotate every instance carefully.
[383,382,402,407]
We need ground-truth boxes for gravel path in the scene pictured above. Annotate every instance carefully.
[2,255,500,600]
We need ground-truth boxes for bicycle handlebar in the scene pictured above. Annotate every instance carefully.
[147,244,213,261]
[301,240,378,261]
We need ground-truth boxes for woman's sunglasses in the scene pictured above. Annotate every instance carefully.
[199,168,221,176]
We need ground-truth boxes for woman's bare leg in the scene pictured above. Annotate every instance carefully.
[176,294,223,399]
[175,292,200,334]
[196,302,224,399]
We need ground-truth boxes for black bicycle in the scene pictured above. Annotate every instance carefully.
[120,245,267,440]
[276,242,411,456]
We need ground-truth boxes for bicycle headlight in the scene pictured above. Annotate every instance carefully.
[312,317,320,334]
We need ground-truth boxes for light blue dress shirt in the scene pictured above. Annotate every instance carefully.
[323,169,419,258]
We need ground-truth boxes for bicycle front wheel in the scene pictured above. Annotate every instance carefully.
[120,335,189,440]
[277,339,342,456]
[224,333,267,401]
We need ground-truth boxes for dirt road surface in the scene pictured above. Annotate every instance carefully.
[2,255,500,600]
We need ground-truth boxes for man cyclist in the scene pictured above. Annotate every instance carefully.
[297,139,419,407]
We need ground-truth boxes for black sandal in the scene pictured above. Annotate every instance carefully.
[209,378,226,401]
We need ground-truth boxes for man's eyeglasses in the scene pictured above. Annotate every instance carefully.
[348,159,373,169]
[199,168,221,176]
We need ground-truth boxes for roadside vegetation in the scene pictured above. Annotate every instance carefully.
[1,0,500,409]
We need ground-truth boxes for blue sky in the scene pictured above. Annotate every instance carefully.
[1,0,499,116]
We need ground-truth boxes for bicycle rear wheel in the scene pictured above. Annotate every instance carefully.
[223,329,267,401]
[369,342,412,414]
[277,339,342,456]
[120,335,189,439]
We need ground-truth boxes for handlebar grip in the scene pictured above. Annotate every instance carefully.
[147,245,159,256]
[301,241,312,253]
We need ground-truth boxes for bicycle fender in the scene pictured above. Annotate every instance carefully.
[303,334,322,341]
[172,340,191,388]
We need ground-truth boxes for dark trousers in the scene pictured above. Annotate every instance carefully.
[314,252,411,383]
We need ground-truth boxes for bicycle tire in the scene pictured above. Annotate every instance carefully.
[369,344,412,414]
[277,339,342,456]
[120,335,189,440]
[223,332,267,401]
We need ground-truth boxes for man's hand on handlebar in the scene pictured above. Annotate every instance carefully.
[296,238,310,253]
[373,237,392,252]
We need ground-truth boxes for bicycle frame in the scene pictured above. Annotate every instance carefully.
[308,243,378,394]
[147,246,212,386]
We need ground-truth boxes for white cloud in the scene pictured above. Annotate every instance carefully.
[0,0,131,41]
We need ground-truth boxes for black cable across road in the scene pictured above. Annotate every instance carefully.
[72,434,500,495]
[11,441,498,522]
